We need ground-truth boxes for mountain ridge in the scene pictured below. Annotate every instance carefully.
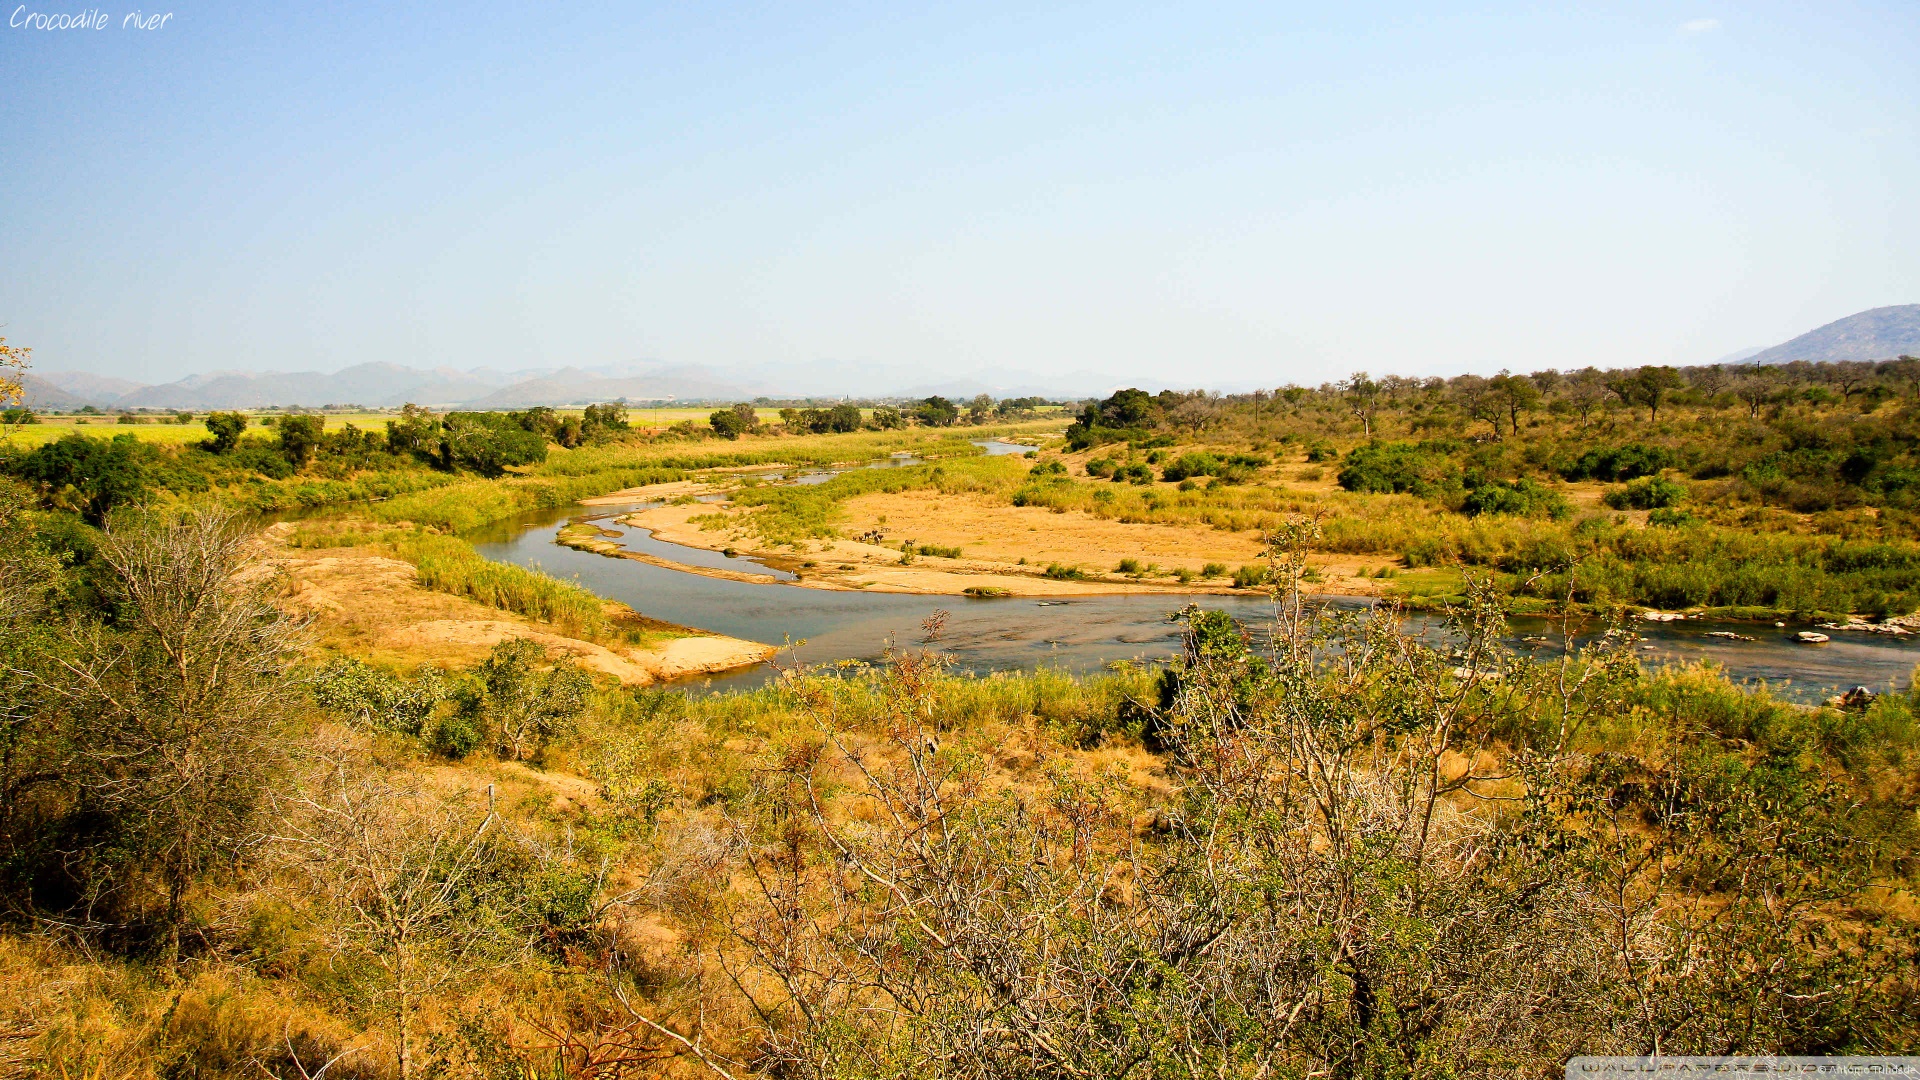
[1739,304,1920,366]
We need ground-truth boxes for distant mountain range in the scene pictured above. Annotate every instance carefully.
[1736,304,1920,366]
[17,362,749,412]
[23,303,1916,411]
[15,359,1155,411]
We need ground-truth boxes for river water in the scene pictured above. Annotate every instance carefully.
[462,441,1920,702]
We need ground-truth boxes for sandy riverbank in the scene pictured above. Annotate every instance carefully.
[258,524,775,683]
[558,501,1388,599]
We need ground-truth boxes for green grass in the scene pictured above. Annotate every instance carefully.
[394,533,610,638]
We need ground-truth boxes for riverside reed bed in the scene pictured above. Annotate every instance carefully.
[5,508,1916,1077]
[396,532,613,639]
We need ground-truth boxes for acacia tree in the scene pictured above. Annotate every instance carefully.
[1607,365,1685,423]
[1826,361,1876,400]
[1563,375,1607,427]
[1888,356,1920,400]
[1734,375,1775,419]
[1490,369,1542,433]
[1450,374,1503,437]
[1341,371,1381,438]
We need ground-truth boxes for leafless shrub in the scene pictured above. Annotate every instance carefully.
[273,749,531,1080]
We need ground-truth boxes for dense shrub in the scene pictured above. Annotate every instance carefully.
[1648,507,1696,527]
[1561,443,1673,482]
[1605,475,1689,510]
[1161,452,1221,482]
[8,433,151,523]
[1461,477,1571,519]
[437,413,548,475]
[1337,441,1459,496]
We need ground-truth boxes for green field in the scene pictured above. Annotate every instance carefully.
[0,406,989,447]
[0,413,399,447]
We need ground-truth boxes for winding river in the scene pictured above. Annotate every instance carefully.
[463,442,1920,702]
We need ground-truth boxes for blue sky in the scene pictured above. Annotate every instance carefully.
[1,2,1915,387]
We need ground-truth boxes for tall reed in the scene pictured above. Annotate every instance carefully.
[395,533,610,638]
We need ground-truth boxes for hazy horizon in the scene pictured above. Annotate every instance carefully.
[4,3,1916,386]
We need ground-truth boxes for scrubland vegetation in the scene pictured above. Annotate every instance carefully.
[1057,361,1920,617]
[4,341,1920,1074]
[0,393,1052,629]
[1,500,1915,1077]
[680,360,1920,618]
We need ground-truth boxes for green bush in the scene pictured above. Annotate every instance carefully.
[438,412,549,475]
[8,433,150,523]
[204,411,247,452]
[1113,462,1155,484]
[1161,453,1222,482]
[1044,562,1084,580]
[1461,477,1571,519]
[1561,443,1673,482]
[1605,475,1689,510]
[1337,441,1459,496]
[1232,564,1269,588]
[310,658,445,735]
[429,711,481,758]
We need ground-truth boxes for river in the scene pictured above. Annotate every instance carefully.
[462,441,1920,702]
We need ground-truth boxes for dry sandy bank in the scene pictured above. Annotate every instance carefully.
[587,502,1394,599]
[257,524,775,683]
